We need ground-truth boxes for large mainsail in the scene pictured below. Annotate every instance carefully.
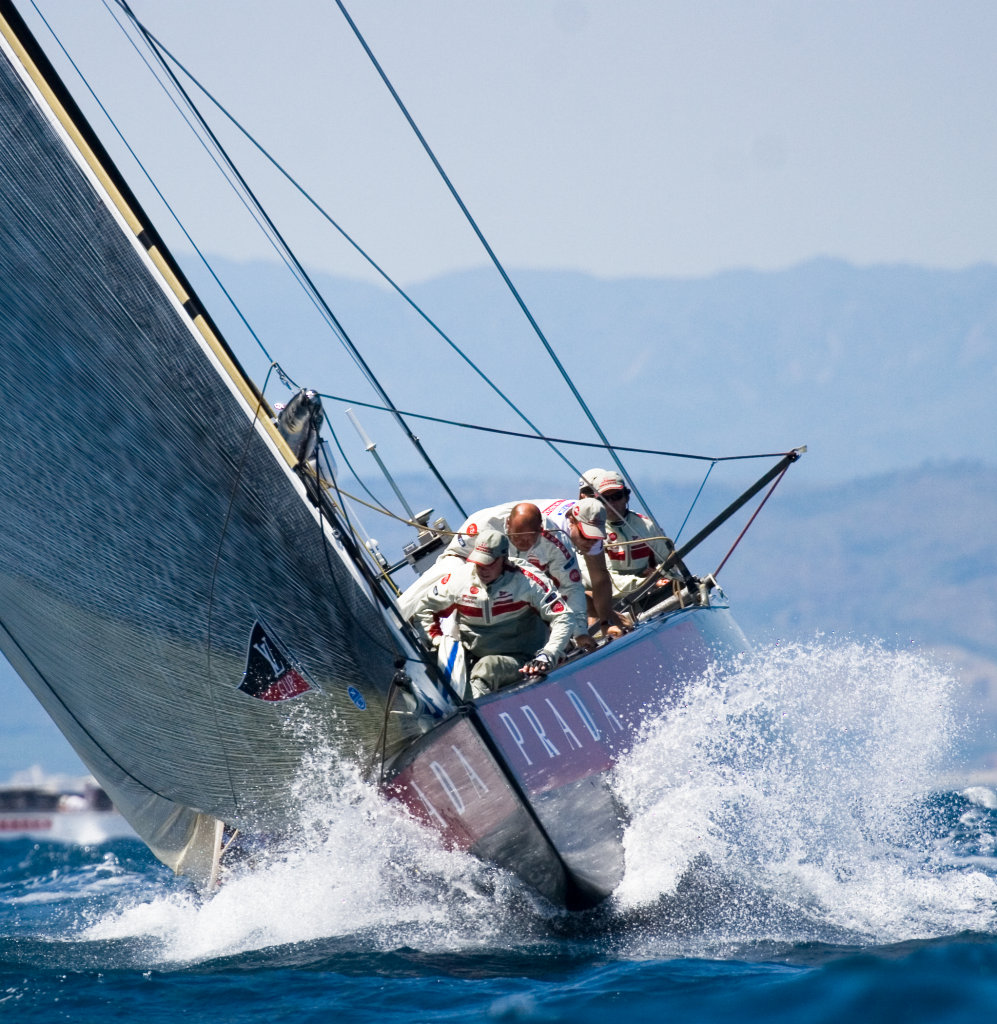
[0,3,416,874]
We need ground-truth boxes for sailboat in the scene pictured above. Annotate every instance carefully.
[0,1,801,908]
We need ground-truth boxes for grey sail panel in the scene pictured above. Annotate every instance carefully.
[0,612,215,872]
[0,20,409,864]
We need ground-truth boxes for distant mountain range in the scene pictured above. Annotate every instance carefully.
[191,257,997,485]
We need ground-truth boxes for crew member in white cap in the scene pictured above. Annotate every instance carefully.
[579,468,680,598]
[528,495,631,638]
[405,529,574,698]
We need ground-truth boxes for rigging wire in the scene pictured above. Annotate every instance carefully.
[108,0,467,519]
[333,0,656,520]
[674,461,717,544]
[93,0,735,524]
[56,0,793,550]
[712,459,793,577]
[312,390,789,463]
[99,20,589,484]
[100,0,374,376]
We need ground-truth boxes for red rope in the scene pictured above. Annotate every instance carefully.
[713,463,792,577]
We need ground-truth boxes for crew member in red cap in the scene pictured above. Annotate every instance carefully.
[404,529,574,698]
[579,468,680,598]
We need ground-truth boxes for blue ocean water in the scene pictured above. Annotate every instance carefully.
[3,640,996,1023]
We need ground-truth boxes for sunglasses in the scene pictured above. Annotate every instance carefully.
[601,489,627,501]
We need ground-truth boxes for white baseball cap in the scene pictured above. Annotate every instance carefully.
[466,528,510,566]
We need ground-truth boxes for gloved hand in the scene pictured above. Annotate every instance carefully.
[520,652,553,677]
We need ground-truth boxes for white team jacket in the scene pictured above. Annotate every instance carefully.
[442,500,587,632]
[410,557,574,663]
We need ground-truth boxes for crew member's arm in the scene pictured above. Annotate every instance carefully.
[407,569,460,645]
[518,570,575,676]
[550,550,595,651]
[584,552,630,638]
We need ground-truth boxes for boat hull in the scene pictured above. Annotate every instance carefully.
[384,601,748,908]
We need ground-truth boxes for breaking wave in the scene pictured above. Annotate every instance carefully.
[79,757,541,963]
[610,638,997,954]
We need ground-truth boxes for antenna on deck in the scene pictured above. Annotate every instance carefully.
[346,408,448,576]
[346,407,421,522]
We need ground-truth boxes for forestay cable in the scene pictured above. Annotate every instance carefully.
[333,0,657,519]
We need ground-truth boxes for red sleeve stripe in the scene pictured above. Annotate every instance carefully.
[517,567,552,592]
[429,602,458,635]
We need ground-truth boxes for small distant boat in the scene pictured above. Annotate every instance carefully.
[0,769,136,844]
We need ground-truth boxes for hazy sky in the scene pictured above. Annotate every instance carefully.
[19,0,997,285]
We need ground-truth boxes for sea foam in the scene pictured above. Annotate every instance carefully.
[81,754,537,963]
[610,638,997,950]
[82,639,997,963]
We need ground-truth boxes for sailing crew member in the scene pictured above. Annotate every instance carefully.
[406,529,574,698]
[579,468,681,599]
[528,496,631,639]
[437,501,591,648]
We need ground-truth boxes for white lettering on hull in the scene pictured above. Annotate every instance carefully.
[410,743,494,822]
[587,681,625,734]
[565,689,601,741]
[500,712,533,765]
[452,744,489,797]
[498,683,625,766]
[409,779,447,827]
[545,697,583,750]
[430,761,464,814]
[521,705,560,758]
